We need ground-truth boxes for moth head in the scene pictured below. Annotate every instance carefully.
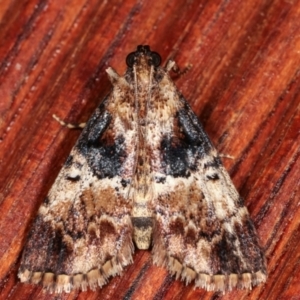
[126,45,161,68]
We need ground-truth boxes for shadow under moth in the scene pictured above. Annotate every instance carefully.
[18,45,267,293]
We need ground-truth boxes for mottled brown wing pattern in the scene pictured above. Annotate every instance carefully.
[19,45,266,294]
[19,86,138,293]
[150,95,267,291]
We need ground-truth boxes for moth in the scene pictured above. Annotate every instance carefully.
[19,45,267,293]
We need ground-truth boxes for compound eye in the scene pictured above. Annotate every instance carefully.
[126,52,136,67]
[150,52,161,67]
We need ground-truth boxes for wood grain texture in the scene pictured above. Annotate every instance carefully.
[0,0,299,299]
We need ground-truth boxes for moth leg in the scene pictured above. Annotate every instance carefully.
[52,114,86,129]
[165,60,192,76]
[219,153,235,159]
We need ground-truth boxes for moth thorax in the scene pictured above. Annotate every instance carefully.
[134,59,153,87]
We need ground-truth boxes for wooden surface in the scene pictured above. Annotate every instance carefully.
[0,0,299,299]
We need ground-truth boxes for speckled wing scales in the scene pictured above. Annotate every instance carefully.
[19,79,137,293]
[151,91,267,291]
[19,45,267,294]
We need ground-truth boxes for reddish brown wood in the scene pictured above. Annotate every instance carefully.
[0,0,299,299]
